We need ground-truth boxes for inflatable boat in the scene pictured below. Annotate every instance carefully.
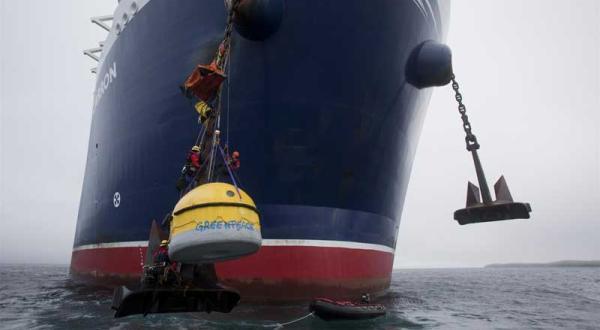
[309,298,386,320]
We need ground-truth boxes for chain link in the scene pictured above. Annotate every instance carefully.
[451,74,480,151]
[216,0,240,69]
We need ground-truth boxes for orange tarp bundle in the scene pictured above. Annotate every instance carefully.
[183,61,226,102]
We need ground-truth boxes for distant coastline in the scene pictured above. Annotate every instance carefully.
[485,260,600,268]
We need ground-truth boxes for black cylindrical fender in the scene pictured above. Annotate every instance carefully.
[406,41,453,89]
[233,0,284,41]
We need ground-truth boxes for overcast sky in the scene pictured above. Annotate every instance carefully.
[1,0,599,267]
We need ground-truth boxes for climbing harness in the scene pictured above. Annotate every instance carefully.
[450,74,532,225]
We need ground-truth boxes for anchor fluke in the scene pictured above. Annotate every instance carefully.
[494,175,513,202]
[466,181,481,206]
[454,176,532,225]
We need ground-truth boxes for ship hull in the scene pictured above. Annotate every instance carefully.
[72,244,393,300]
[71,0,447,300]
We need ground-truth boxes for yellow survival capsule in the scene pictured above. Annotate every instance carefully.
[168,183,262,263]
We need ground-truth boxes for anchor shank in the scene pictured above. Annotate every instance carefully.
[471,149,493,204]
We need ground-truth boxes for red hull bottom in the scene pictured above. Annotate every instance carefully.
[70,245,394,301]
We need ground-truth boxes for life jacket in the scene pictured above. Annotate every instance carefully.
[230,156,240,170]
[187,151,201,170]
[153,246,170,264]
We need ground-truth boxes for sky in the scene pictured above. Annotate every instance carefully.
[0,0,599,267]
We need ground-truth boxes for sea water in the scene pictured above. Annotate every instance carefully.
[1,264,599,329]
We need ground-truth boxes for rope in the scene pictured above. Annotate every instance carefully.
[226,44,231,148]
[271,312,314,328]
[191,312,314,329]
[207,134,217,181]
[194,124,205,147]
[198,125,208,149]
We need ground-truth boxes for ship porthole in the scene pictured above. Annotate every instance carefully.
[226,190,235,197]
[115,23,121,35]
[122,13,129,25]
[113,192,121,208]
[130,2,138,15]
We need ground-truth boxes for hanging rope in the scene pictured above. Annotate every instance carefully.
[197,125,208,149]
[194,124,206,147]
[207,127,220,181]
[226,44,231,148]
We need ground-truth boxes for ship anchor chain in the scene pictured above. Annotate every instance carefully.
[450,74,532,225]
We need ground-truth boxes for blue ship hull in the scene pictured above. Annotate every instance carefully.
[71,0,447,300]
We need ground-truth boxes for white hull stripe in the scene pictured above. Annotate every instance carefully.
[261,239,395,254]
[73,239,395,254]
[72,241,148,252]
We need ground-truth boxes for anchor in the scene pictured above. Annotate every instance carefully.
[454,153,532,225]
[405,41,532,225]
[450,75,532,225]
